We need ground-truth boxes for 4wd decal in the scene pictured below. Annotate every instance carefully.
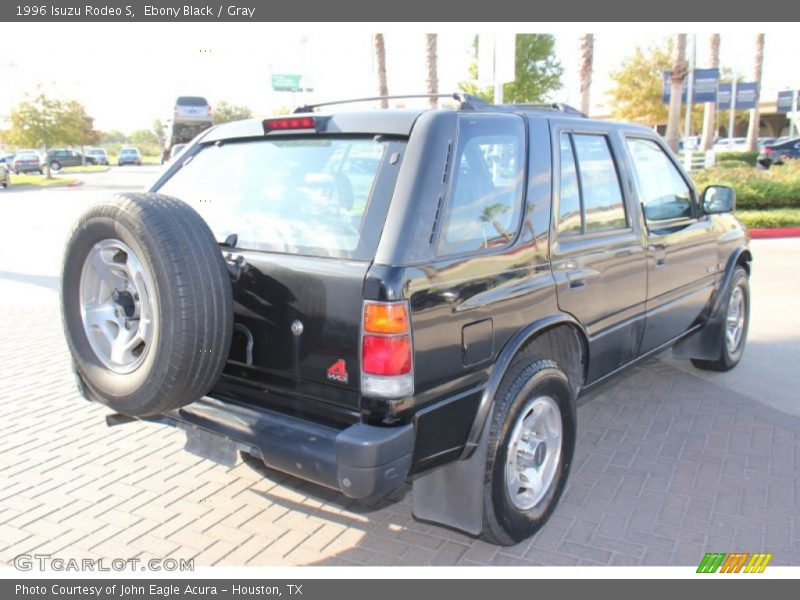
[327,359,348,384]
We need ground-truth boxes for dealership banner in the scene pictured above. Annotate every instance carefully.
[661,68,720,104]
[777,90,800,114]
[717,82,759,111]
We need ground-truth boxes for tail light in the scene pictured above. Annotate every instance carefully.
[361,300,414,398]
[764,147,774,155]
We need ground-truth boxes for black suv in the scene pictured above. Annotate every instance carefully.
[47,148,97,170]
[60,95,750,546]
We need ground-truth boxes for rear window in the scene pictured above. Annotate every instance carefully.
[177,97,208,107]
[155,136,397,260]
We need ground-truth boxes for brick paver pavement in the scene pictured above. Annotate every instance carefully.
[1,305,799,567]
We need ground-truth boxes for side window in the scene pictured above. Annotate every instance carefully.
[626,137,693,222]
[572,134,627,232]
[557,134,582,237]
[557,132,627,237]
[438,115,525,255]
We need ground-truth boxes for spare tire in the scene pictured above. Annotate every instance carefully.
[61,192,233,417]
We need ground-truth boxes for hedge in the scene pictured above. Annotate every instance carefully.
[692,160,800,210]
[734,208,800,228]
[716,151,759,166]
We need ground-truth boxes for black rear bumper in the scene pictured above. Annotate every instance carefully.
[145,397,414,499]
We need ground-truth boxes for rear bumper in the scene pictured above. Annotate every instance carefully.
[146,397,414,499]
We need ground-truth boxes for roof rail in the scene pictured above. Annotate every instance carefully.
[504,103,588,117]
[293,93,489,113]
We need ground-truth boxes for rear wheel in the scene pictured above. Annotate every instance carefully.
[481,357,576,546]
[61,192,233,416]
[692,266,749,372]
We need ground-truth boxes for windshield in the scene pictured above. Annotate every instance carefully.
[155,136,397,259]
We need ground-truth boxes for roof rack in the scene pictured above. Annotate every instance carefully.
[293,93,489,113]
[503,103,587,117]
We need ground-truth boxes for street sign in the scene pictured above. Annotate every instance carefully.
[777,90,800,114]
[662,68,719,104]
[271,74,302,92]
[717,82,759,110]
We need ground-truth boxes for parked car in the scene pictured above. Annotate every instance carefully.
[712,137,748,153]
[171,96,214,147]
[12,150,43,174]
[1,153,15,170]
[46,148,97,171]
[0,161,9,188]
[117,147,142,166]
[173,96,213,125]
[85,147,109,166]
[60,95,750,546]
[757,137,800,168]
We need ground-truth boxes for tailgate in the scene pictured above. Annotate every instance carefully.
[217,252,368,412]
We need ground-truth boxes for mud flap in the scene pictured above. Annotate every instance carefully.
[411,414,490,536]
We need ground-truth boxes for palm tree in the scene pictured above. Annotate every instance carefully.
[745,33,765,152]
[374,34,389,109]
[426,34,439,109]
[700,34,720,151]
[665,34,687,153]
[578,34,594,115]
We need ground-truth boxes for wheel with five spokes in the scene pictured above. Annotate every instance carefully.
[691,266,750,372]
[481,357,576,546]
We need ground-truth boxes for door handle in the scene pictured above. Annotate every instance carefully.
[567,269,589,289]
[648,244,667,268]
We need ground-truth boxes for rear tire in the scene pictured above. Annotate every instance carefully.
[691,266,749,372]
[50,161,61,171]
[61,192,233,416]
[480,357,576,546]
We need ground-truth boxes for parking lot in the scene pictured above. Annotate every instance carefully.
[0,170,798,567]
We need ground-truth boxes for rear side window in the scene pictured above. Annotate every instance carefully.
[155,136,395,259]
[438,114,525,255]
[557,132,627,237]
[625,137,693,222]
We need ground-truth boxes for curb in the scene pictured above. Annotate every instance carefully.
[749,227,800,239]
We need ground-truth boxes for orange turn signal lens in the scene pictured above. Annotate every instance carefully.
[363,302,409,334]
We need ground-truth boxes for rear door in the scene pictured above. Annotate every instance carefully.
[623,135,719,352]
[155,133,406,419]
[550,122,647,382]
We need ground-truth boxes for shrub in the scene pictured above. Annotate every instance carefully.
[692,160,800,210]
[734,208,800,228]
[716,151,759,166]
[715,160,752,170]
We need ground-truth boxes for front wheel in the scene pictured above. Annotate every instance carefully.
[692,266,750,372]
[481,357,576,546]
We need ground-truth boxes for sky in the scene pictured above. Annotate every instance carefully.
[0,23,796,135]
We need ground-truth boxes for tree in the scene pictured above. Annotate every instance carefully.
[745,33,765,152]
[607,40,704,133]
[460,34,563,104]
[5,92,99,176]
[213,102,253,125]
[700,34,720,151]
[374,34,389,108]
[578,34,594,115]
[425,34,439,109]
[608,41,672,125]
[665,34,687,153]
[153,118,167,149]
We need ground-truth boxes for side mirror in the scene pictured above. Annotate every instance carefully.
[703,185,736,214]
